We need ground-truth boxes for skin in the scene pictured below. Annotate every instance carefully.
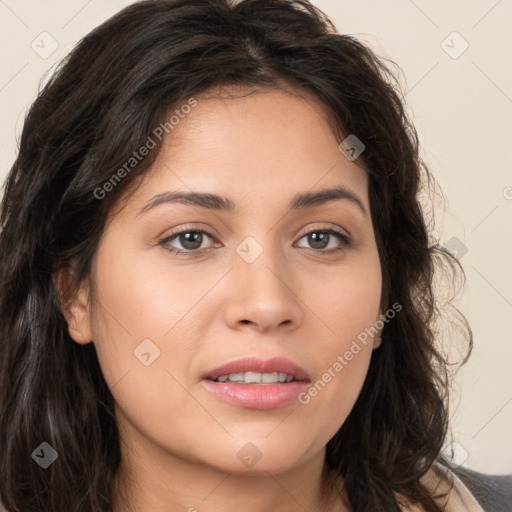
[58,87,391,512]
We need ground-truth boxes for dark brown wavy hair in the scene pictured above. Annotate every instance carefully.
[0,0,475,510]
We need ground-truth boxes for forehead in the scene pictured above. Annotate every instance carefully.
[117,86,369,218]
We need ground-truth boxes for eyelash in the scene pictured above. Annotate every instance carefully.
[159,225,352,257]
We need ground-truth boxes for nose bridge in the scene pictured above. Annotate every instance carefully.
[225,230,302,330]
[234,231,289,296]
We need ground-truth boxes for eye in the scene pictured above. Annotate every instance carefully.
[160,227,215,255]
[159,225,351,256]
[295,227,351,252]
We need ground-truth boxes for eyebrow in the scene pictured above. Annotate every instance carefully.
[138,185,367,217]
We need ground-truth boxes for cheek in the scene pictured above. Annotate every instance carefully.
[86,243,168,387]
[87,248,209,453]
[92,248,180,335]
[295,253,381,426]
[89,244,205,363]
[87,241,212,420]
[304,249,382,356]
[295,308,376,447]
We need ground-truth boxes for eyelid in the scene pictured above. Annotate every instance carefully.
[297,222,351,240]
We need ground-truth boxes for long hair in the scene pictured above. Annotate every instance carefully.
[0,1,473,510]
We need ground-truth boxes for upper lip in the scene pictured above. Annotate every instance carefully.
[202,356,310,382]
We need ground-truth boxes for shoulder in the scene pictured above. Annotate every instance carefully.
[400,463,512,512]
[453,465,512,512]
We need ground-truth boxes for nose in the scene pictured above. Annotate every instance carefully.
[223,244,303,333]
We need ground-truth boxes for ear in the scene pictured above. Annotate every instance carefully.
[373,291,389,350]
[372,332,382,350]
[372,305,386,350]
[52,265,94,344]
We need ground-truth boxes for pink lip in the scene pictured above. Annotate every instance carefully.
[200,356,311,410]
[201,380,310,409]
[201,356,310,382]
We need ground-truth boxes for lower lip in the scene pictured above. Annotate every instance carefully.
[201,379,310,409]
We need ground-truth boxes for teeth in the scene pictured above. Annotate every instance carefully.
[226,373,244,382]
[261,372,279,383]
[246,371,263,383]
[214,371,295,384]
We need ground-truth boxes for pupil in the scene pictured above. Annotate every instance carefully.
[181,232,202,250]
[309,232,328,249]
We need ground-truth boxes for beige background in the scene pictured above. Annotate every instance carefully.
[0,1,510,474]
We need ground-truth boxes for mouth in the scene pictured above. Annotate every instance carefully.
[201,356,310,383]
[200,356,311,409]
[210,371,299,384]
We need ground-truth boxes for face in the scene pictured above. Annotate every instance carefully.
[62,87,383,477]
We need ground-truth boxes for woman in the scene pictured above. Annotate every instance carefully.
[0,0,510,510]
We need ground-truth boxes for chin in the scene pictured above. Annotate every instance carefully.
[204,439,313,476]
